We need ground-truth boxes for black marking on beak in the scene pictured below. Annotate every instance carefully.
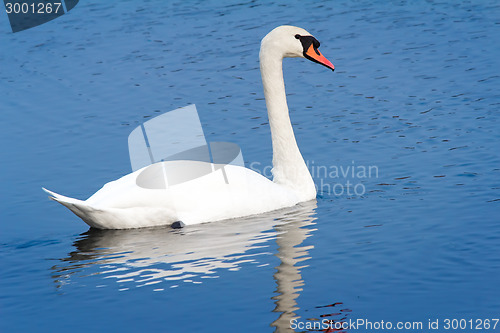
[295,34,335,71]
[295,34,321,55]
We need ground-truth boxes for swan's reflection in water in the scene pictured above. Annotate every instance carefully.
[271,204,316,332]
[53,201,319,330]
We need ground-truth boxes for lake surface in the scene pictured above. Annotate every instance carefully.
[1,1,499,332]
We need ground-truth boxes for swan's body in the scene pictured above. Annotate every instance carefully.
[44,161,300,229]
[44,26,334,229]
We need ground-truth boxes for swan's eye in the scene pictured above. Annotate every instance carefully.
[295,34,301,39]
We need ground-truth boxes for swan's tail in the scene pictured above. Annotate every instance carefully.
[43,187,85,206]
[42,187,178,229]
[42,187,99,225]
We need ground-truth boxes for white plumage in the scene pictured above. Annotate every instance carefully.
[44,26,334,229]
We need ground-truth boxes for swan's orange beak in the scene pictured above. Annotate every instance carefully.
[305,44,335,71]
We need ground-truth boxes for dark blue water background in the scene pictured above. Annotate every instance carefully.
[1,1,499,332]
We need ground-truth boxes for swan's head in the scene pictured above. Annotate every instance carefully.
[260,25,334,71]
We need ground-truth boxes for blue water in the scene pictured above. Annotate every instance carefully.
[1,1,499,332]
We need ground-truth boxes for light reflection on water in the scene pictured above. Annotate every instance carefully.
[50,200,355,331]
[52,202,321,327]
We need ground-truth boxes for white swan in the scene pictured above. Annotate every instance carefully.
[44,25,334,229]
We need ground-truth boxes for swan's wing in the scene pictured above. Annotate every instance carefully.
[43,161,299,228]
[166,164,300,223]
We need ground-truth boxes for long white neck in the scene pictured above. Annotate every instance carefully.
[260,51,316,201]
